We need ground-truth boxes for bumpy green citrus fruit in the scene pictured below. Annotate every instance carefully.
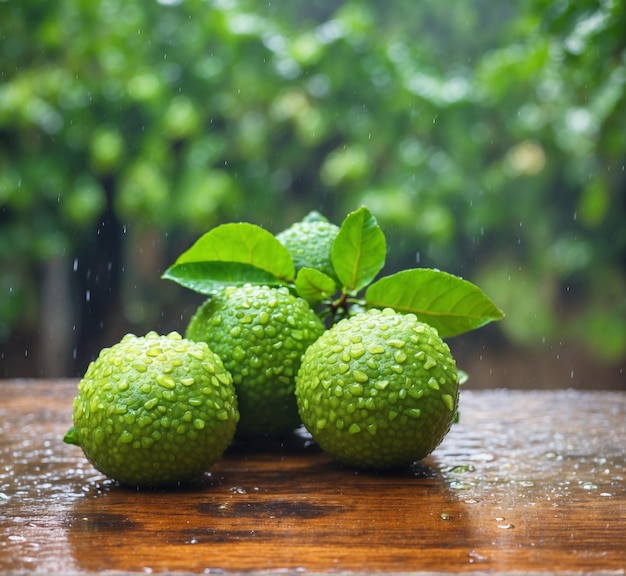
[185,284,326,437]
[64,331,239,487]
[275,214,340,281]
[295,308,459,469]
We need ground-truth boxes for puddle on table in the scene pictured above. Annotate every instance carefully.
[0,426,90,572]
[429,391,626,508]
[0,432,103,503]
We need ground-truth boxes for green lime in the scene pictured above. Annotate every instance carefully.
[64,331,239,487]
[275,215,340,281]
[295,308,459,469]
[185,284,325,438]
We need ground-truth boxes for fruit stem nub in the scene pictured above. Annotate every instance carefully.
[63,426,80,446]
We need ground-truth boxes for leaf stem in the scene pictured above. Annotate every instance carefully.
[325,291,366,326]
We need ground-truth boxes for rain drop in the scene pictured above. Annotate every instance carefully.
[8,535,26,542]
[468,550,488,563]
[73,258,79,272]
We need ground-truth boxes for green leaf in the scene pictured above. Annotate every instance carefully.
[295,267,337,303]
[365,268,504,337]
[162,262,287,295]
[174,222,296,282]
[331,206,386,293]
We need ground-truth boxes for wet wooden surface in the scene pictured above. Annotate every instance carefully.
[1,379,625,575]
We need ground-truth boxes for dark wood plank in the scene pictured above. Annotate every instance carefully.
[1,380,624,574]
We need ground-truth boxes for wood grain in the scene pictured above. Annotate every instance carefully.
[1,380,624,574]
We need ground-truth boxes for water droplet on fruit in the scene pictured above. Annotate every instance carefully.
[189,349,205,361]
[143,398,159,410]
[119,430,134,444]
[348,423,361,434]
[156,374,176,389]
[428,377,440,390]
[352,370,369,383]
[394,350,407,363]
[348,383,363,396]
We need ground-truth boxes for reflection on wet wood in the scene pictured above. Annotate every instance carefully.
[1,380,625,574]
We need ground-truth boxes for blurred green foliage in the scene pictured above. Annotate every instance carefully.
[1,0,625,373]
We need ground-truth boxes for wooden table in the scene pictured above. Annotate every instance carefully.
[1,380,624,575]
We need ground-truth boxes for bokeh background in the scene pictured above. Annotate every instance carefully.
[1,0,624,389]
